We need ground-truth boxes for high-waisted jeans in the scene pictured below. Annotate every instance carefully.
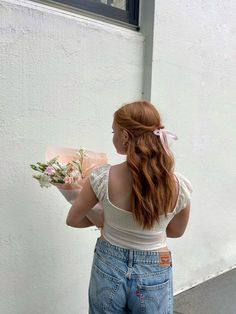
[88,238,173,314]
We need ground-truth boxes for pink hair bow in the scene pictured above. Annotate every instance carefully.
[153,128,178,155]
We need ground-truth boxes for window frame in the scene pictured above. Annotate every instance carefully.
[50,0,140,27]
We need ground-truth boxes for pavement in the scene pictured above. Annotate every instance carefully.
[174,268,236,314]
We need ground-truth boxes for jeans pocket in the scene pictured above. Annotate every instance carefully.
[89,263,122,312]
[137,278,172,314]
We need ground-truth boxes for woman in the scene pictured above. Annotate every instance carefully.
[66,100,193,314]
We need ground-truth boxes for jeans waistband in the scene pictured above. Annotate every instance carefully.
[95,238,172,266]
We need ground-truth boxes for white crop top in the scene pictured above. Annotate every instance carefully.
[89,164,193,251]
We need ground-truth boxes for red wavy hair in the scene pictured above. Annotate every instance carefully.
[114,100,177,229]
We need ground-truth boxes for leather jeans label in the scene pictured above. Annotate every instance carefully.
[159,252,171,266]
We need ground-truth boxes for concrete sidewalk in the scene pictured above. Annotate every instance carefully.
[174,268,236,314]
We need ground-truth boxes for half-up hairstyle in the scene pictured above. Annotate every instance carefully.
[114,100,177,229]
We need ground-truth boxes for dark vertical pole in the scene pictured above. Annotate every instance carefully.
[128,0,139,26]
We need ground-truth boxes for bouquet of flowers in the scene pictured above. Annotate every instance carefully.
[30,146,107,227]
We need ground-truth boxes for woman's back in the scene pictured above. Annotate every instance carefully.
[108,162,179,215]
[89,163,192,252]
[108,162,133,212]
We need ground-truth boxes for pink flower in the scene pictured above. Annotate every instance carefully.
[64,176,74,184]
[44,165,56,175]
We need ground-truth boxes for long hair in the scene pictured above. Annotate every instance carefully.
[114,100,177,229]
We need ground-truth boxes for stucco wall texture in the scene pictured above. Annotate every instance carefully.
[0,1,143,313]
[150,0,236,294]
[0,0,235,313]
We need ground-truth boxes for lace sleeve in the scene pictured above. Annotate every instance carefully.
[174,172,193,214]
[89,164,110,202]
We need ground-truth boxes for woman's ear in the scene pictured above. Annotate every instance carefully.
[122,129,129,142]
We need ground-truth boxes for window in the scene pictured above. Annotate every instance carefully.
[50,0,139,27]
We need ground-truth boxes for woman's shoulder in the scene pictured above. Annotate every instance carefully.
[109,162,132,181]
[174,172,193,193]
[173,172,193,214]
[90,163,111,176]
[89,164,111,201]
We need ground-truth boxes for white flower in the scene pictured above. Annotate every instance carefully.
[39,174,51,188]
[70,170,80,177]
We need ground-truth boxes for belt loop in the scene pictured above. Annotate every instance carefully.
[128,250,134,267]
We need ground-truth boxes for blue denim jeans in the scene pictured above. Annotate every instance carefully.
[88,238,173,314]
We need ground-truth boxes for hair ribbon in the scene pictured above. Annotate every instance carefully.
[153,128,178,155]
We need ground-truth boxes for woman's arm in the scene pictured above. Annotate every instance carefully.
[166,202,190,238]
[86,204,104,228]
[68,205,104,228]
[72,216,95,228]
[66,177,98,228]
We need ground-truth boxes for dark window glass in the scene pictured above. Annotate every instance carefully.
[50,0,139,27]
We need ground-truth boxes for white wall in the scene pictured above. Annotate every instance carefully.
[1,0,236,313]
[151,0,236,293]
[0,1,143,313]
